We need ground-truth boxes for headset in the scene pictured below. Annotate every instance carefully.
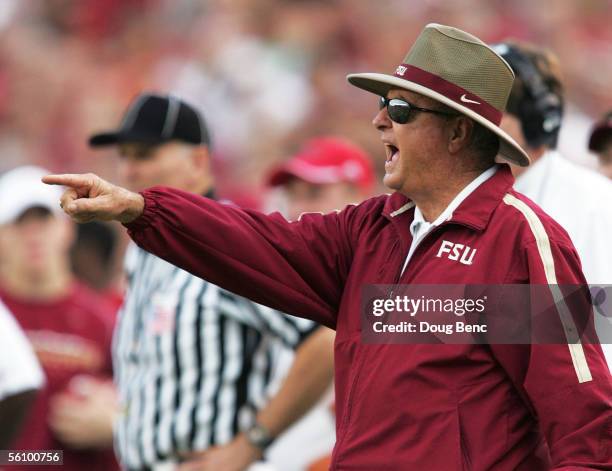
[492,43,563,148]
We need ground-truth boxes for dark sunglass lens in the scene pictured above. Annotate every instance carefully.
[378,96,386,110]
[387,99,411,124]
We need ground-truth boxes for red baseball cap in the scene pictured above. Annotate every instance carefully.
[588,111,612,152]
[267,137,375,192]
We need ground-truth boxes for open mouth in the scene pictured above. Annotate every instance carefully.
[385,144,399,163]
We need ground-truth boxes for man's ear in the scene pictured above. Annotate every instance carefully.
[447,116,474,154]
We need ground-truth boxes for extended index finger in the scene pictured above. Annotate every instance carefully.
[42,173,93,188]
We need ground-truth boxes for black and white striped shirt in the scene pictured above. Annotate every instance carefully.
[113,244,316,470]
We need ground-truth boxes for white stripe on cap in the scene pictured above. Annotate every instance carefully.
[502,193,592,384]
[121,95,149,130]
[161,96,180,140]
[198,112,206,145]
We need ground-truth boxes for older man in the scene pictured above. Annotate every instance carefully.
[46,24,612,470]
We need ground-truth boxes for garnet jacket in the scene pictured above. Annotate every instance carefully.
[126,165,612,470]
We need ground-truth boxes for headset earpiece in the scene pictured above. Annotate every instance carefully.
[492,43,563,148]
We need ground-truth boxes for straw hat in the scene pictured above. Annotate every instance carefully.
[347,23,530,166]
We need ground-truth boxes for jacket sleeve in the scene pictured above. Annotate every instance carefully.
[491,239,612,470]
[124,186,364,329]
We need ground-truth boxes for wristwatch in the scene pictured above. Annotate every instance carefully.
[246,422,275,451]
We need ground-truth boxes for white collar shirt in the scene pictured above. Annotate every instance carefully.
[400,164,499,276]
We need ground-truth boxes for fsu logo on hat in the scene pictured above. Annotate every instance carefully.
[395,65,408,76]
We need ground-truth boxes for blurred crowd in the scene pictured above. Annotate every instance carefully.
[0,1,611,470]
[0,0,610,205]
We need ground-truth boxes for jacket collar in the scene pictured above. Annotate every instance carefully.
[382,164,515,232]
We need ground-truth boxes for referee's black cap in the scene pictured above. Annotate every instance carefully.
[89,93,210,147]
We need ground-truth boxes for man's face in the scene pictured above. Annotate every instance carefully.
[372,89,449,196]
[118,142,202,192]
[0,208,72,276]
[283,180,362,221]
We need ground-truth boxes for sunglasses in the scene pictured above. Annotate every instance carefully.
[378,96,457,124]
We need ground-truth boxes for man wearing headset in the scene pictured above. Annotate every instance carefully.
[495,41,612,368]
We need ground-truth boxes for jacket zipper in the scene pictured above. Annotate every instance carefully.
[387,222,447,297]
[332,219,480,468]
[392,219,480,287]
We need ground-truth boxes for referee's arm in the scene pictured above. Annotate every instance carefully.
[253,326,335,438]
[179,326,335,471]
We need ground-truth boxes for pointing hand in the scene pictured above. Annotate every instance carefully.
[42,173,144,224]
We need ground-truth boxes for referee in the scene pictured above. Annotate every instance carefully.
[88,93,334,471]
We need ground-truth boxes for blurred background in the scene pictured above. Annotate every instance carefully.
[0,0,610,206]
[0,2,610,469]
[0,0,610,298]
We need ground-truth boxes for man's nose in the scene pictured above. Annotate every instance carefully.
[372,107,391,131]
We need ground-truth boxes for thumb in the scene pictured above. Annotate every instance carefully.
[64,196,107,223]
[65,197,95,213]
[67,194,127,223]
